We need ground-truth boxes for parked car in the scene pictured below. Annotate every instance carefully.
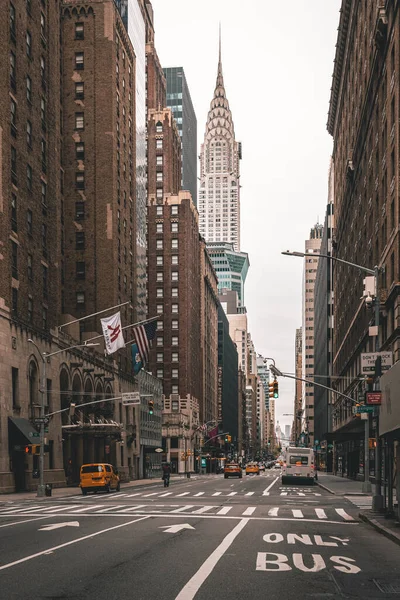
[258,463,266,472]
[245,462,260,475]
[273,462,281,469]
[224,463,242,478]
[80,463,120,495]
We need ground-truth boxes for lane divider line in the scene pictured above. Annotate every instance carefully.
[262,476,279,496]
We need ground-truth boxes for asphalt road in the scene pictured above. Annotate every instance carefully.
[1,470,400,599]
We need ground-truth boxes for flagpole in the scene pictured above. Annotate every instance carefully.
[58,302,131,330]
[84,315,160,345]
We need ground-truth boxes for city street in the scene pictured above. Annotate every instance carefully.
[1,471,400,599]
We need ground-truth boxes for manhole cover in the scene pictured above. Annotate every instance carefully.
[373,579,400,594]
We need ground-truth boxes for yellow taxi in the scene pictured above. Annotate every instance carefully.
[80,463,120,495]
[224,463,243,479]
[245,462,260,475]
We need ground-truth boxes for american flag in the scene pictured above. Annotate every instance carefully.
[131,319,157,365]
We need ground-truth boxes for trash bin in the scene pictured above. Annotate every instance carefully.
[186,472,191,479]
[45,483,52,497]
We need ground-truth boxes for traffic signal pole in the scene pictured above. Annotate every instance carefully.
[38,352,46,497]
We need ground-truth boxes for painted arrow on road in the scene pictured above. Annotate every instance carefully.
[159,524,195,534]
[39,521,80,531]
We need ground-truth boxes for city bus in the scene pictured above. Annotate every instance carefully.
[281,447,315,485]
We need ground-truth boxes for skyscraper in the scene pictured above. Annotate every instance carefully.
[199,36,242,251]
[164,67,197,206]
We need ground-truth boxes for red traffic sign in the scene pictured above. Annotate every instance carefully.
[366,392,382,405]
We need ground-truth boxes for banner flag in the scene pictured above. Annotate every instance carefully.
[100,311,125,355]
[131,319,157,366]
[132,343,143,375]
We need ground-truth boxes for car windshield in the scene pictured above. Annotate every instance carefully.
[289,456,309,465]
[81,465,104,473]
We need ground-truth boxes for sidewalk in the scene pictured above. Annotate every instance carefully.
[359,511,400,547]
[316,472,369,496]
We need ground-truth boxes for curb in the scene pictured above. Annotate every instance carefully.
[359,511,400,547]
[316,480,369,496]
[316,481,335,495]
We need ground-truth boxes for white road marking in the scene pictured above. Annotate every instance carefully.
[142,492,159,497]
[117,505,147,513]
[292,510,304,518]
[175,519,249,600]
[126,493,144,497]
[176,492,191,497]
[268,507,279,517]
[38,505,81,513]
[191,506,216,514]
[0,516,52,528]
[0,516,149,572]
[170,505,195,513]
[263,477,279,496]
[0,505,53,514]
[227,492,237,496]
[39,521,79,531]
[73,505,105,513]
[242,507,256,516]
[335,508,354,521]
[159,492,173,497]
[245,492,254,496]
[95,505,125,513]
[212,492,221,496]
[280,492,288,496]
[315,509,327,519]
[217,507,232,515]
[193,492,205,496]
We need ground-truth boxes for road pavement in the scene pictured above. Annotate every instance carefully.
[1,469,400,599]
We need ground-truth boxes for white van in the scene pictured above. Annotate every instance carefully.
[281,447,315,485]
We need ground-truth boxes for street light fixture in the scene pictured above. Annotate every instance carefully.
[28,340,99,497]
[282,249,382,501]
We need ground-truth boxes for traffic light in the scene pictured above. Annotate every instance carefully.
[224,434,232,443]
[24,445,40,455]
[269,379,279,398]
[148,399,154,415]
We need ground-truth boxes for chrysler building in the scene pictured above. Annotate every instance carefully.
[199,36,242,251]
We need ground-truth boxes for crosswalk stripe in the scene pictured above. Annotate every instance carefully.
[193,492,205,496]
[39,505,81,513]
[126,493,144,497]
[245,492,255,496]
[175,492,190,497]
[191,506,216,514]
[73,505,106,513]
[298,492,305,496]
[335,508,354,521]
[280,492,288,496]
[159,492,173,497]
[0,505,43,514]
[212,492,221,496]
[142,492,159,497]
[292,509,304,518]
[170,505,195,513]
[315,508,327,519]
[242,507,256,516]
[217,507,232,515]
[227,492,237,496]
[116,505,147,513]
[268,507,279,516]
[95,505,125,513]
[112,493,128,498]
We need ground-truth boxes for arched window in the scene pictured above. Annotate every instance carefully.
[155,121,163,133]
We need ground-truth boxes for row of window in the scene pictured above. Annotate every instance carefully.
[11,287,48,329]
[156,304,178,314]
[156,368,179,379]
[156,255,179,266]
[155,222,178,234]
[156,288,178,297]
[156,271,178,282]
[155,205,179,216]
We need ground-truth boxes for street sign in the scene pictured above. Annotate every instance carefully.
[122,391,140,405]
[361,352,393,375]
[358,405,375,413]
[33,417,49,425]
[366,392,382,405]
[28,432,40,438]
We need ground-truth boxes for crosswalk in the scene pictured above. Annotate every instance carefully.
[0,502,356,522]
[345,495,373,509]
[55,489,321,501]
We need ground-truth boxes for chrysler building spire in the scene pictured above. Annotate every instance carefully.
[199,32,241,251]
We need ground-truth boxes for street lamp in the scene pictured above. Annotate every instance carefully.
[282,249,382,500]
[28,339,99,497]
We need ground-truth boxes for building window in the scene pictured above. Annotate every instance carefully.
[11,241,18,279]
[10,99,17,136]
[172,369,178,378]
[171,385,178,394]
[156,172,163,182]
[11,146,17,184]
[157,320,163,330]
[75,22,84,39]
[76,142,85,160]
[156,156,163,166]
[42,306,47,330]
[41,97,46,128]
[26,76,32,102]
[156,188,163,199]
[156,272,163,282]
[171,255,178,265]
[156,256,163,266]
[76,292,85,306]
[156,369,163,379]
[156,239,163,250]
[10,51,16,90]
[27,253,33,280]
[156,206,163,216]
[156,288,163,298]
[42,265,48,298]
[171,319,178,330]
[172,352,178,362]
[157,352,163,362]
[76,231,85,250]
[28,297,33,323]
[156,139,163,149]
[171,336,178,346]
[75,202,85,220]
[26,120,32,147]
[172,304,178,314]
[40,56,46,86]
[171,239,178,249]
[26,31,32,58]
[75,82,84,99]
[10,3,16,39]
[76,261,85,279]
[41,181,47,207]
[75,52,84,70]
[11,193,17,232]
[12,367,19,409]
[171,205,178,216]
[41,139,47,173]
[26,164,32,191]
[156,223,163,233]
[156,121,162,133]
[156,304,163,314]
[171,222,178,233]
[27,209,32,235]
[171,287,178,297]
[157,336,163,347]
[171,271,178,281]
[75,113,84,130]
[40,12,46,40]
[12,287,18,314]
[75,172,85,189]
[42,223,47,257]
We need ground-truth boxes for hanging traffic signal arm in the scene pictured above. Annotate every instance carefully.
[148,399,154,415]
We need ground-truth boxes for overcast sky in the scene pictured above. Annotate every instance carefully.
[151,0,342,432]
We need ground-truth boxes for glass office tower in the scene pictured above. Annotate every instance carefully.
[164,67,197,206]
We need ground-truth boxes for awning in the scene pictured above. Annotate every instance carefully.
[8,417,39,447]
